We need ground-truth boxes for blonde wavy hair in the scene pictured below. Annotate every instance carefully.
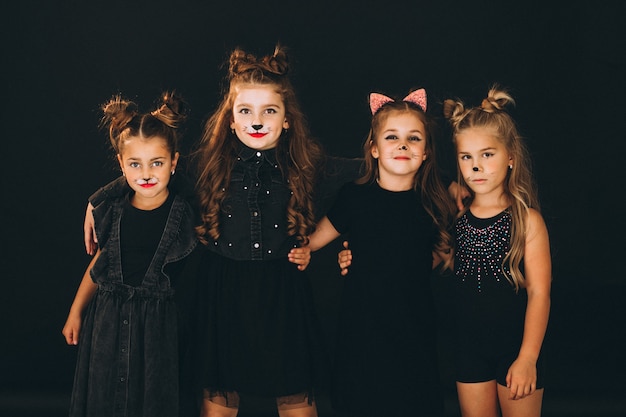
[444,86,539,290]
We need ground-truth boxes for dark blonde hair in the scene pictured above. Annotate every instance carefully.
[101,91,187,157]
[194,45,323,244]
[360,97,456,259]
[444,86,539,290]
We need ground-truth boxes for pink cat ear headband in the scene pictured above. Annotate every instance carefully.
[369,89,427,114]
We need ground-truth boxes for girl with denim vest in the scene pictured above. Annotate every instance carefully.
[62,92,201,417]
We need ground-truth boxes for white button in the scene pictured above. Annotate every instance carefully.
[253,243,260,248]
[256,152,261,157]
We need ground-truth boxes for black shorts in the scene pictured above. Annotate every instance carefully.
[454,342,545,389]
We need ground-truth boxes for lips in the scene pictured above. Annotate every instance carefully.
[140,184,156,188]
[249,133,267,138]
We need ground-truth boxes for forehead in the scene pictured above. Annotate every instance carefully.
[120,135,170,155]
[456,127,503,150]
[233,84,283,106]
[378,110,426,132]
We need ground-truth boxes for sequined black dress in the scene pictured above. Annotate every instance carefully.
[453,209,543,387]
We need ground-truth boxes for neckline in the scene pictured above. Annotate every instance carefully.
[467,207,509,221]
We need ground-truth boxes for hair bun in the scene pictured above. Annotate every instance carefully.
[151,91,188,128]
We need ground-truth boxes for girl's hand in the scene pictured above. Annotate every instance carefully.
[84,202,97,255]
[505,356,538,400]
[62,315,82,345]
[338,241,352,276]
[289,247,311,271]
[448,181,470,211]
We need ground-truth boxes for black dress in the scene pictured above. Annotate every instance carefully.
[69,193,200,417]
[325,181,444,417]
[196,145,330,401]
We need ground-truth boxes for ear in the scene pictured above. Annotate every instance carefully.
[283,119,289,129]
[117,154,125,175]
[370,141,379,159]
[422,152,427,161]
[171,152,180,171]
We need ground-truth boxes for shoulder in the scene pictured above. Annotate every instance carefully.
[320,156,364,178]
[525,208,549,242]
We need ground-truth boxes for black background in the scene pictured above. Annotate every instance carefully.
[2,1,625,416]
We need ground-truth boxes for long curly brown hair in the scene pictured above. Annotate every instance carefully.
[193,45,323,245]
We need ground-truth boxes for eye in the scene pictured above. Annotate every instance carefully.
[265,108,278,115]
[459,155,471,161]
[152,161,164,167]
[408,135,423,142]
[129,162,140,168]
[238,108,251,115]
[384,134,399,141]
[482,152,494,158]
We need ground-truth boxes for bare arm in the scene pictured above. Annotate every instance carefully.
[84,202,97,255]
[506,208,552,400]
[307,216,341,252]
[62,251,101,345]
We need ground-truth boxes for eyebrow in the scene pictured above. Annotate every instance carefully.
[234,102,282,109]
[126,156,167,162]
[382,128,424,135]
[458,147,497,153]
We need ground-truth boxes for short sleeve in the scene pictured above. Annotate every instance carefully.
[325,182,359,235]
[314,156,364,219]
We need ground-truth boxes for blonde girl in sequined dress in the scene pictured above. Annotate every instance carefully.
[442,86,552,417]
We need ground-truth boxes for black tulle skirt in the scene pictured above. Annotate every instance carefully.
[195,250,329,399]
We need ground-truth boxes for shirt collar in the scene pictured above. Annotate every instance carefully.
[236,141,278,165]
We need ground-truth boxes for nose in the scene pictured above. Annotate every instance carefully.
[251,124,263,131]
[472,166,480,172]
[399,144,408,151]
[142,166,152,178]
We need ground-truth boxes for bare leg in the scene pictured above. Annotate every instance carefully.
[456,380,500,417]
[277,396,318,417]
[200,392,239,417]
[497,384,543,417]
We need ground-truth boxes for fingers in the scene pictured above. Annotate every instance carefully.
[506,372,536,400]
[289,247,311,271]
[62,327,79,345]
[456,194,465,211]
[338,241,352,275]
